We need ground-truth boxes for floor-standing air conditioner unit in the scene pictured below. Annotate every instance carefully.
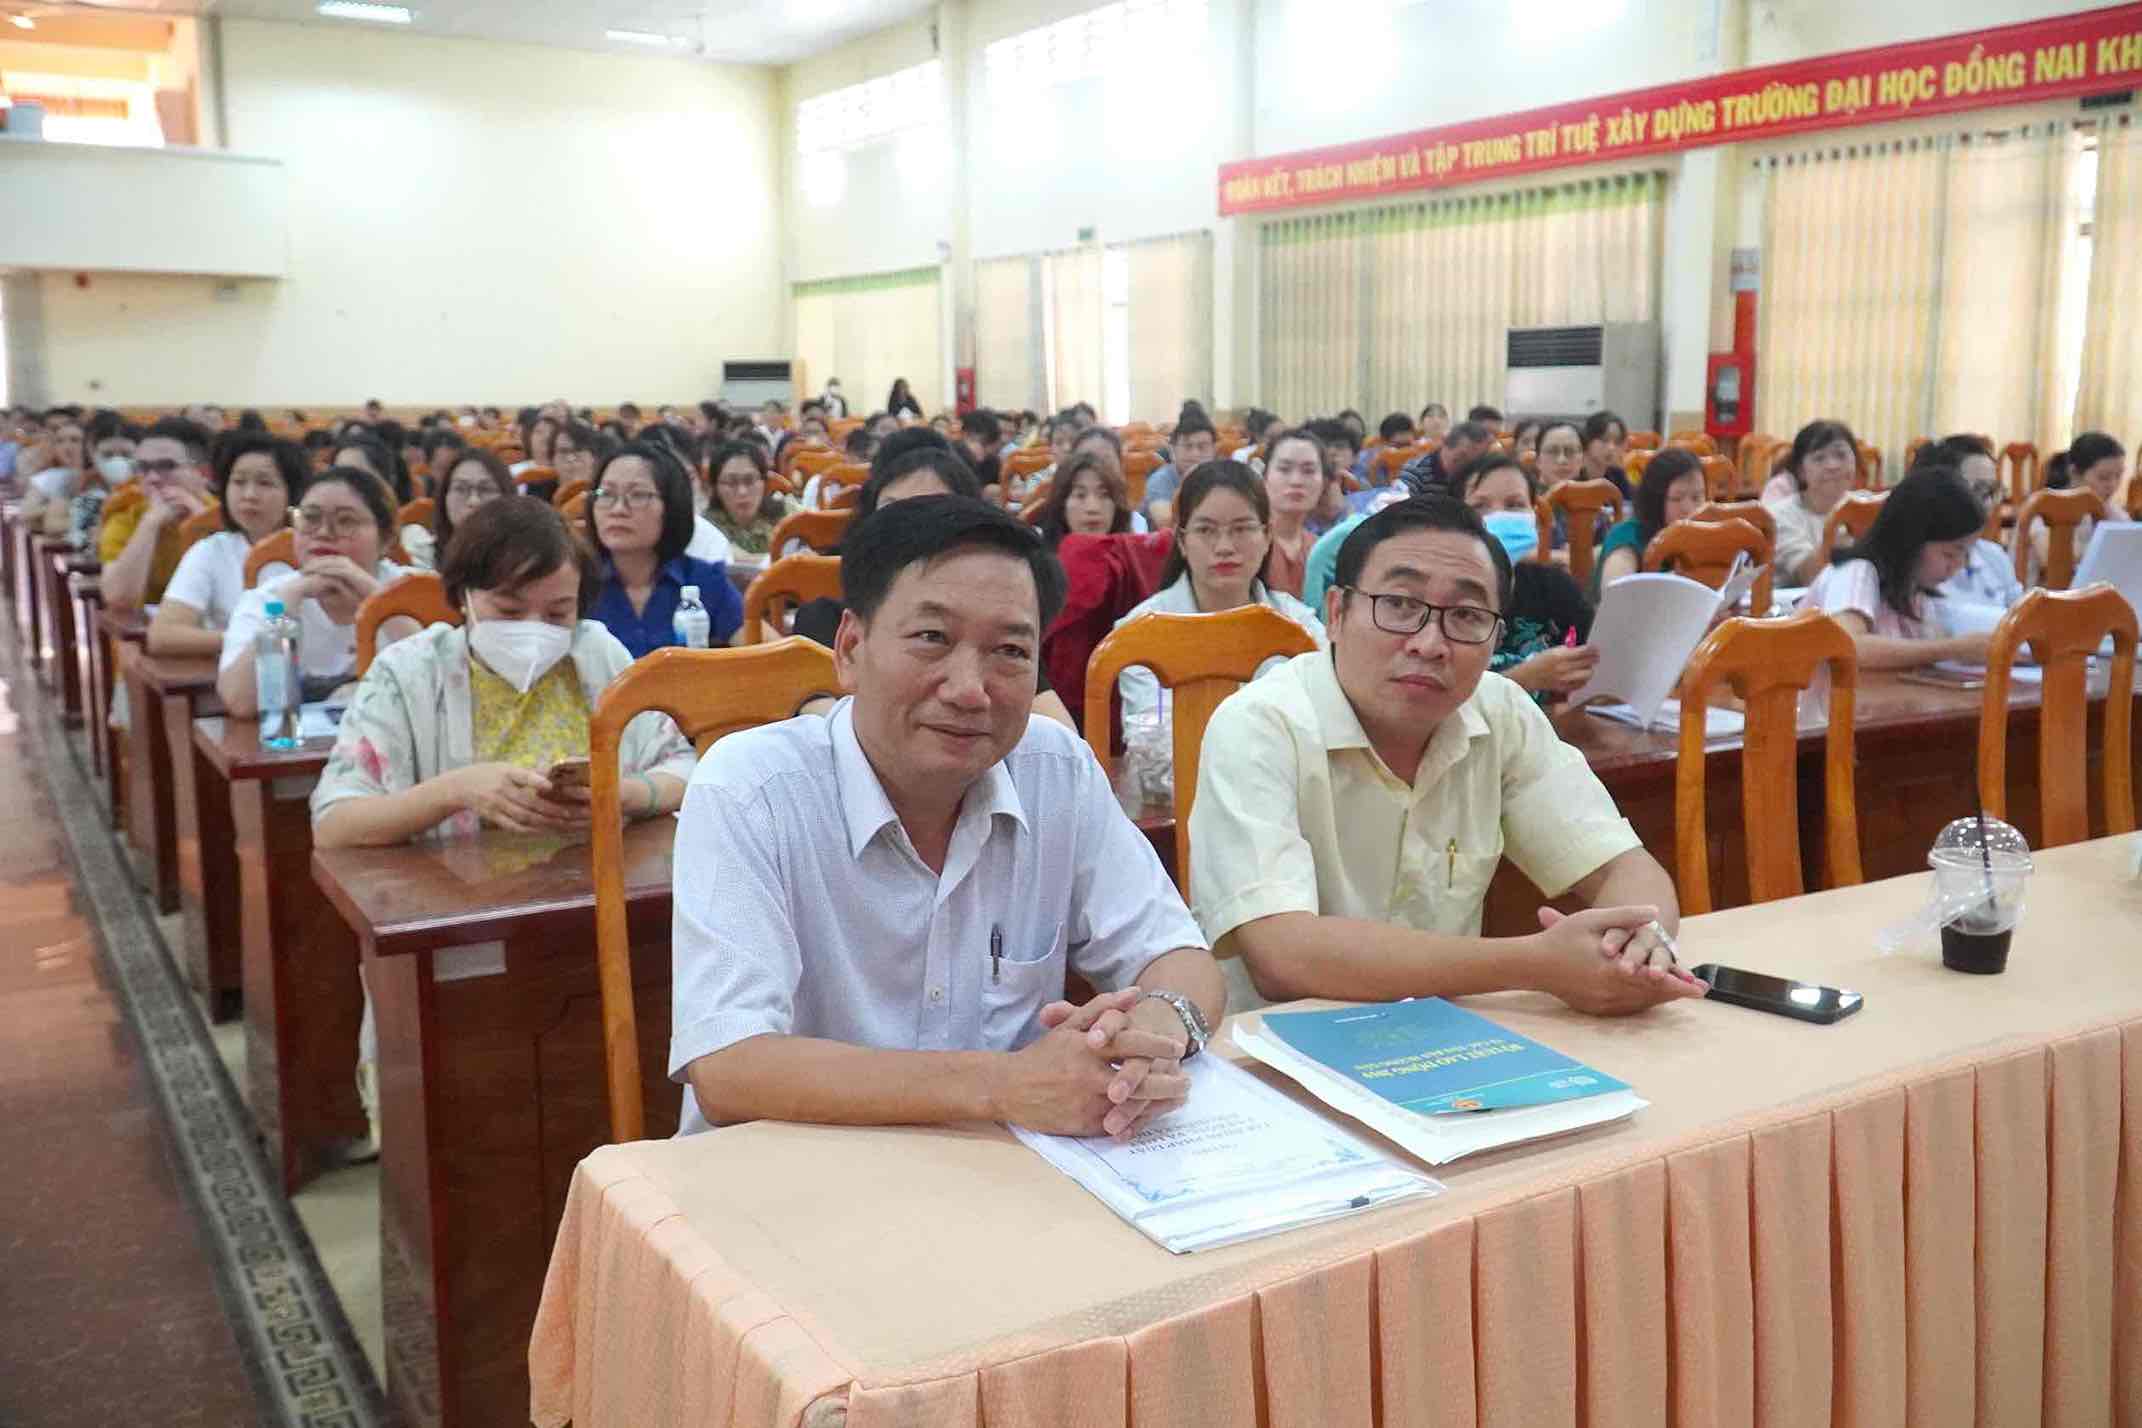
[1503,323,1659,428]
[721,360,795,408]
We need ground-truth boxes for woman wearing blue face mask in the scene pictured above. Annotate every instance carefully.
[1457,454,1598,702]
[311,496,695,849]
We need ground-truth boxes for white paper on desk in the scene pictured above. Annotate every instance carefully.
[260,700,345,741]
[1587,698,1747,737]
[1011,1057,1440,1254]
[1569,563,1752,727]
[2073,521,2142,617]
[1930,659,2044,685]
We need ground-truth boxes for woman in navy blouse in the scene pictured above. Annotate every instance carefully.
[583,440,743,658]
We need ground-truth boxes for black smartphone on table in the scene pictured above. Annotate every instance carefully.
[1689,964,1863,1025]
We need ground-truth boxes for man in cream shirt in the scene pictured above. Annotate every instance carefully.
[1189,496,1705,1015]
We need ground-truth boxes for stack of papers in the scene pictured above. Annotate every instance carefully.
[1571,559,1766,728]
[1233,999,1645,1165]
[1587,698,1747,737]
[1012,1056,1440,1254]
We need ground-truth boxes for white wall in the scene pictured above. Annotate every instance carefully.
[34,17,783,406]
[0,136,286,277]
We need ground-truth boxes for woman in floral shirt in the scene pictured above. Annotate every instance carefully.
[700,438,797,568]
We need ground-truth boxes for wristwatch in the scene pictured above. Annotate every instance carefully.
[1141,990,1210,1060]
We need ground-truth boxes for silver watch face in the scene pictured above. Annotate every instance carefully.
[1152,991,1207,1045]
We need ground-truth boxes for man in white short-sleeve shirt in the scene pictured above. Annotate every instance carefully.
[1190,496,1705,1017]
[669,496,1225,1138]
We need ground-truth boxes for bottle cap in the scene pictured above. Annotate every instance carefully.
[681,585,700,602]
[265,600,286,617]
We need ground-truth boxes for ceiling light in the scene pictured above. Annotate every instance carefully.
[317,2,414,23]
[7,13,35,28]
[605,28,679,46]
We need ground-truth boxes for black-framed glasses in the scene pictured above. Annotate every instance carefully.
[591,486,660,511]
[136,458,187,478]
[1338,586,1502,644]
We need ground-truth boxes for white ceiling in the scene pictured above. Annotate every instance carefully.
[30,0,937,65]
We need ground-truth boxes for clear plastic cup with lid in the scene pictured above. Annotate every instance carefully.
[1926,816,2033,974]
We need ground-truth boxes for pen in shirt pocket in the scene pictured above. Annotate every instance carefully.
[990,924,1003,984]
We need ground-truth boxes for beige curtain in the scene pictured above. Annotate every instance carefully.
[974,256,1038,412]
[1122,232,1213,422]
[792,267,944,413]
[2077,117,2142,448]
[1260,172,1662,421]
[1759,140,1945,468]
[1043,247,1104,412]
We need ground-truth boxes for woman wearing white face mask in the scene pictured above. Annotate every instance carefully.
[311,497,695,849]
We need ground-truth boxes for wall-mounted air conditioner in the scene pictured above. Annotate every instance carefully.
[721,359,795,407]
[1504,323,1659,428]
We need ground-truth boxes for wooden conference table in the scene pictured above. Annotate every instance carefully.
[530,834,2142,1428]
[310,668,2141,1427]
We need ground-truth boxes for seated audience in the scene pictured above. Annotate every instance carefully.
[1764,419,1860,587]
[1920,435,2024,609]
[886,377,924,419]
[400,447,514,571]
[1595,446,1707,596]
[668,496,1225,1137]
[1140,406,1217,527]
[1533,419,1586,551]
[1399,419,1492,496]
[1261,428,1327,597]
[1511,418,1543,460]
[148,434,305,657]
[1364,411,1415,479]
[550,419,610,496]
[1579,410,1633,498]
[584,441,743,656]
[1233,408,1285,467]
[1036,451,1136,550]
[2032,431,2131,582]
[1455,454,1598,700]
[1806,464,1995,669]
[100,417,215,611]
[1417,402,1451,444]
[703,438,797,567]
[311,497,693,849]
[19,413,88,538]
[1189,496,1696,1012]
[333,429,412,504]
[1113,461,1326,752]
[217,465,412,716]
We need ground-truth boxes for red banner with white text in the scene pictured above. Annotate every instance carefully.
[1219,2,2142,215]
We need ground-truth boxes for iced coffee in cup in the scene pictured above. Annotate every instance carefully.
[1927,817,2033,975]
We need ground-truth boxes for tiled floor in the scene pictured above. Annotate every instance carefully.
[0,673,266,1426]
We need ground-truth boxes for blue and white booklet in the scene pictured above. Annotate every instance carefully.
[1011,1056,1440,1253]
[1233,999,1646,1165]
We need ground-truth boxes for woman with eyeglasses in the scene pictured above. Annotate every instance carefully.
[700,439,797,574]
[217,465,413,716]
[583,441,743,658]
[148,434,307,658]
[550,418,612,497]
[399,447,515,572]
[1763,419,1861,587]
[1111,462,1326,772]
[1916,435,2024,610]
[1579,411,1633,498]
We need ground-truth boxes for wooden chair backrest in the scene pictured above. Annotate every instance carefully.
[1124,450,1160,510]
[1667,431,1717,457]
[1643,517,1773,617]
[243,529,296,589]
[1816,490,1887,567]
[396,497,434,530]
[2012,486,2105,590]
[1372,446,1414,483]
[1082,606,1318,892]
[1699,455,1740,501]
[1004,448,1054,479]
[1854,442,1882,490]
[1544,478,1625,587]
[740,554,843,644]
[778,440,833,479]
[2000,441,2041,505]
[1979,584,2137,849]
[767,507,853,558]
[1676,610,1862,914]
[1627,430,1662,451]
[560,491,589,524]
[1017,482,1053,524]
[176,505,225,555]
[588,639,840,1142]
[513,464,556,489]
[1904,437,1932,471]
[1625,450,1655,486]
[550,478,590,510]
[819,461,870,509]
[1690,499,1777,550]
[1735,434,1784,490]
[354,572,460,676]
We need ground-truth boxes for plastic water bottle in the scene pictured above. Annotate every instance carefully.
[673,584,711,650]
[255,598,302,747]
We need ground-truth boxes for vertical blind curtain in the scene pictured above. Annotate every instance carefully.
[1758,123,2080,467]
[1043,247,1105,414]
[1123,231,1215,422]
[2077,116,2142,448]
[974,256,1040,412]
[1258,172,1664,421]
[792,267,943,415]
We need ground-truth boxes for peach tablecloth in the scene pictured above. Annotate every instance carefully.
[530,836,2142,1427]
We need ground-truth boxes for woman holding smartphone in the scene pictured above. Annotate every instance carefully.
[311,496,694,849]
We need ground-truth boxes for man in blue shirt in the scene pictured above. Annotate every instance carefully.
[585,440,744,657]
[1138,411,1218,527]
[1399,419,1494,498]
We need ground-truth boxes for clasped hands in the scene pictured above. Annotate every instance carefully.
[1535,904,1708,1016]
[997,987,1189,1141]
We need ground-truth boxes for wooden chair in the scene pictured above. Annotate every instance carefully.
[354,572,460,676]
[176,505,225,555]
[1003,449,1054,482]
[1667,431,1717,457]
[1081,606,1319,892]
[1699,455,1739,501]
[777,439,832,480]
[767,507,853,557]
[243,529,296,588]
[1676,610,1862,914]
[1904,437,1932,471]
[396,497,434,531]
[1999,441,2041,506]
[1854,442,1883,490]
[550,478,590,510]
[1017,483,1053,524]
[792,447,842,480]
[2128,474,2142,521]
[2012,487,2105,590]
[1643,517,1773,617]
[818,461,870,509]
[1371,445,1415,484]
[1624,450,1655,486]
[513,464,556,489]
[1544,478,1625,587]
[740,554,842,644]
[1627,430,1662,451]
[588,638,841,1141]
[1737,434,1787,492]
[1689,499,1777,552]
[560,491,589,524]
[1978,585,2137,849]
[1815,490,1887,566]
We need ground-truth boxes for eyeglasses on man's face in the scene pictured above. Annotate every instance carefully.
[1338,586,1502,644]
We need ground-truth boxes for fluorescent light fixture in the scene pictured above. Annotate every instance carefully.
[605,28,679,46]
[7,13,35,27]
[317,2,414,22]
